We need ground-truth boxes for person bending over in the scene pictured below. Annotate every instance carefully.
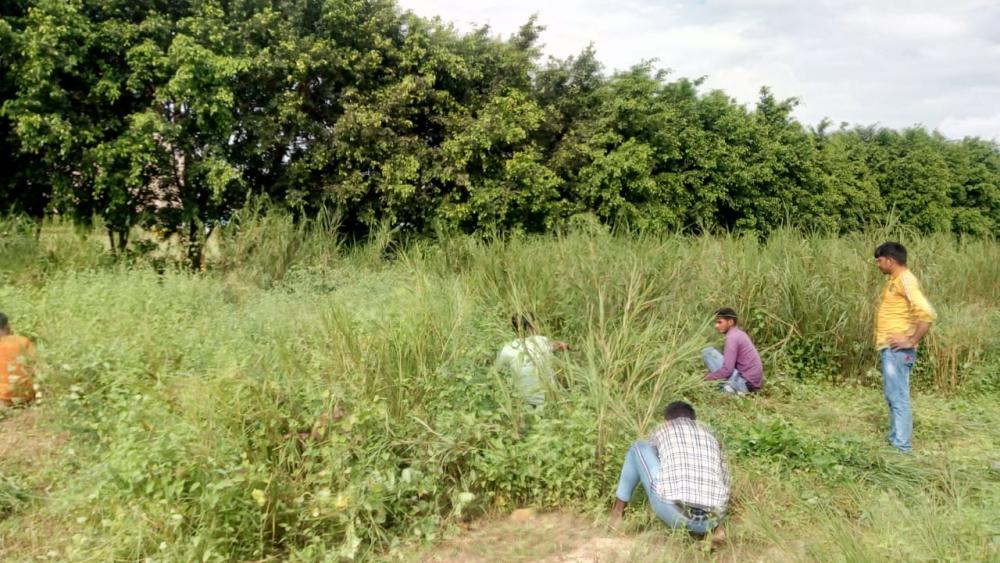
[610,401,730,538]
[0,312,37,408]
[494,314,569,407]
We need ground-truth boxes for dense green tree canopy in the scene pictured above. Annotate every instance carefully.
[2,0,998,262]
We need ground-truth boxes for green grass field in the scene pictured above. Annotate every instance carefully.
[1,215,998,561]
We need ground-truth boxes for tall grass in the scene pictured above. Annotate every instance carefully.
[0,211,997,561]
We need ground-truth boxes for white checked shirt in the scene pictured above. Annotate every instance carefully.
[649,418,730,513]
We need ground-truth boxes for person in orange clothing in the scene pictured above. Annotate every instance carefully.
[0,312,37,407]
[873,243,936,453]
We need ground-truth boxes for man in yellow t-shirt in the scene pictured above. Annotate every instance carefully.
[0,312,36,407]
[873,242,936,453]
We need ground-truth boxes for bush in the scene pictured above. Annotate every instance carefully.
[1,225,997,560]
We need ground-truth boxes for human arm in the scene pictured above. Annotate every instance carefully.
[9,339,37,401]
[901,273,936,325]
[494,347,508,371]
[888,320,931,350]
[648,423,666,457]
[888,274,936,349]
[551,340,570,352]
[705,336,738,380]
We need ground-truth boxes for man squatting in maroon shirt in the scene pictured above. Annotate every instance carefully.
[702,308,764,394]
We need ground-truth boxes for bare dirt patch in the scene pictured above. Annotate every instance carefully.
[0,407,66,477]
[415,510,637,563]
[0,407,74,561]
[407,508,808,563]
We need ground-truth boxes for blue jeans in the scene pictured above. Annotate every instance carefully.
[881,348,916,452]
[614,441,717,534]
[702,347,751,393]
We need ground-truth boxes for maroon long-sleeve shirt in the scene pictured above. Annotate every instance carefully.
[707,327,763,390]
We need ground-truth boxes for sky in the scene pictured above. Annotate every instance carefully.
[395,0,1000,140]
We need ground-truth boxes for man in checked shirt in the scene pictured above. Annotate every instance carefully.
[610,401,729,542]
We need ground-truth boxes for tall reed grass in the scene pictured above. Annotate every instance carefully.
[0,211,997,561]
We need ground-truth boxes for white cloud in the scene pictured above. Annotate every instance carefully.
[939,114,1000,140]
[842,8,968,40]
[396,0,1000,139]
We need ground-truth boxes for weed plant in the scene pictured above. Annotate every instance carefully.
[0,212,997,560]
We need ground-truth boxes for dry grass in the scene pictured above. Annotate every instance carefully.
[0,408,67,480]
[404,508,815,563]
[0,407,76,562]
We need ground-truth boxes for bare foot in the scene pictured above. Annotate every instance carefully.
[609,499,626,530]
[710,526,726,552]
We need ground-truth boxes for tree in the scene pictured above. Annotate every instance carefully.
[2,0,998,250]
[944,137,1000,235]
[1,1,43,218]
[868,128,954,233]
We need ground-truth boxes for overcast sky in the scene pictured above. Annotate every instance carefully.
[395,0,1000,140]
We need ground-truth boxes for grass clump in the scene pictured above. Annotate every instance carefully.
[0,216,997,561]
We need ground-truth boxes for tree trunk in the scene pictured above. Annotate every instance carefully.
[106,227,130,254]
[187,220,203,271]
[185,220,216,272]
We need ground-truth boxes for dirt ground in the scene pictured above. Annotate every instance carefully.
[0,407,66,476]
[405,508,802,563]
[1,409,807,562]
[413,510,636,562]
[0,407,73,561]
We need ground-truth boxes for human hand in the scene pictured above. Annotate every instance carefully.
[887,334,914,350]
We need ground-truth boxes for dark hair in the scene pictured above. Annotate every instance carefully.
[0,312,8,332]
[664,401,696,421]
[511,313,535,333]
[715,307,738,322]
[874,242,907,266]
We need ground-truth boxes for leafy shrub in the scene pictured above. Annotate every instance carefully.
[0,228,997,560]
